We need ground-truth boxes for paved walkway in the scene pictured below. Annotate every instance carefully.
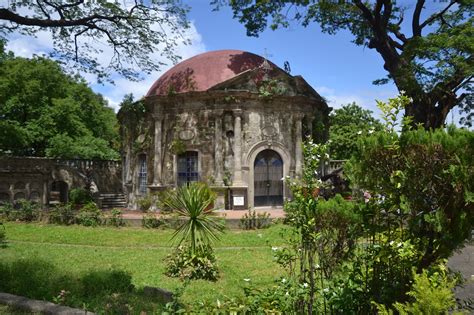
[117,208,286,220]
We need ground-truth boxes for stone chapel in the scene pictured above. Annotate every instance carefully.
[118,50,329,210]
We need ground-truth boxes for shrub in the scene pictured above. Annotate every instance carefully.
[141,211,163,229]
[376,263,461,315]
[0,203,14,221]
[69,188,93,206]
[239,209,271,230]
[165,245,219,281]
[137,195,153,212]
[4,199,41,222]
[76,202,103,227]
[107,208,125,227]
[48,203,75,225]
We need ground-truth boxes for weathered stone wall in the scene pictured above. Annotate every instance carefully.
[0,157,122,206]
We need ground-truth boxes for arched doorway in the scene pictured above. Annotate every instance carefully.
[51,181,68,203]
[254,150,283,207]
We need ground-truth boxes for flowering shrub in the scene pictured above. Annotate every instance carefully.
[164,245,219,281]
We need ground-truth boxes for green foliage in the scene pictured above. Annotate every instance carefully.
[239,209,271,230]
[76,202,103,227]
[0,55,119,158]
[0,1,190,81]
[347,124,474,270]
[160,182,224,254]
[328,103,383,159]
[376,263,461,315]
[48,203,75,225]
[141,211,164,229]
[107,209,125,227]
[137,195,153,212]
[281,140,363,313]
[218,0,474,128]
[0,200,41,222]
[0,257,140,313]
[68,188,93,206]
[165,244,219,281]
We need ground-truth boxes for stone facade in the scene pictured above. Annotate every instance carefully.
[0,157,122,206]
[119,50,329,210]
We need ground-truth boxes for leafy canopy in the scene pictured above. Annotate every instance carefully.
[0,0,190,82]
[328,103,382,160]
[216,0,474,128]
[0,50,119,159]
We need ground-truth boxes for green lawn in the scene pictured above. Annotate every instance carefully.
[1,222,288,311]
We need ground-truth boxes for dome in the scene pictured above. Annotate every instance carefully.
[146,50,276,97]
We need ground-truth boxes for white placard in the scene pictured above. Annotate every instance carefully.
[233,196,245,206]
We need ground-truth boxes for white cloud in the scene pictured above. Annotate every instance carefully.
[315,85,398,119]
[96,20,206,110]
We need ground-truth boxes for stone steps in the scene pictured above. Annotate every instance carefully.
[99,193,126,209]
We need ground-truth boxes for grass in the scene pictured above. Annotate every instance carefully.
[1,222,289,312]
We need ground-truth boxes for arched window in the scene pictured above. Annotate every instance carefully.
[138,154,147,194]
[177,151,199,186]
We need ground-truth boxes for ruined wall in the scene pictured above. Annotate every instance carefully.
[0,157,122,205]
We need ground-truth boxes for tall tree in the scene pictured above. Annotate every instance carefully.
[0,52,119,159]
[216,0,473,128]
[0,0,189,81]
[328,103,383,160]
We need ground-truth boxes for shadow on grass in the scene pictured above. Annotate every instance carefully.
[0,257,164,313]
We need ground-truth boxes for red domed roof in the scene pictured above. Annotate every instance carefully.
[146,50,274,96]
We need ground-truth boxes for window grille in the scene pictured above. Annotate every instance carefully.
[138,155,147,194]
[177,151,199,186]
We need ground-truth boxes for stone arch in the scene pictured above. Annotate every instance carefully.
[51,181,68,203]
[245,141,291,209]
[30,191,41,202]
[14,192,26,201]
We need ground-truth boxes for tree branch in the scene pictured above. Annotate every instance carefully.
[420,0,457,30]
[412,0,425,36]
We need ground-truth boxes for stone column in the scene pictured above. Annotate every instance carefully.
[152,112,163,186]
[214,110,224,185]
[233,109,244,185]
[295,113,304,177]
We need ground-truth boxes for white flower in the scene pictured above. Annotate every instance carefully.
[303,283,309,288]
[282,278,287,283]
[400,90,406,94]
[243,278,251,282]
[368,129,374,134]
[315,264,320,269]
[357,131,362,135]
[389,241,395,246]
[397,242,403,248]
[272,246,279,251]
[323,288,329,293]
[285,292,289,296]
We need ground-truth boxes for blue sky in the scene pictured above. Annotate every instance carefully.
[5,1,461,123]
[185,1,398,116]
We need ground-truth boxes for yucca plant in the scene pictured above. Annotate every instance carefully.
[160,182,224,254]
